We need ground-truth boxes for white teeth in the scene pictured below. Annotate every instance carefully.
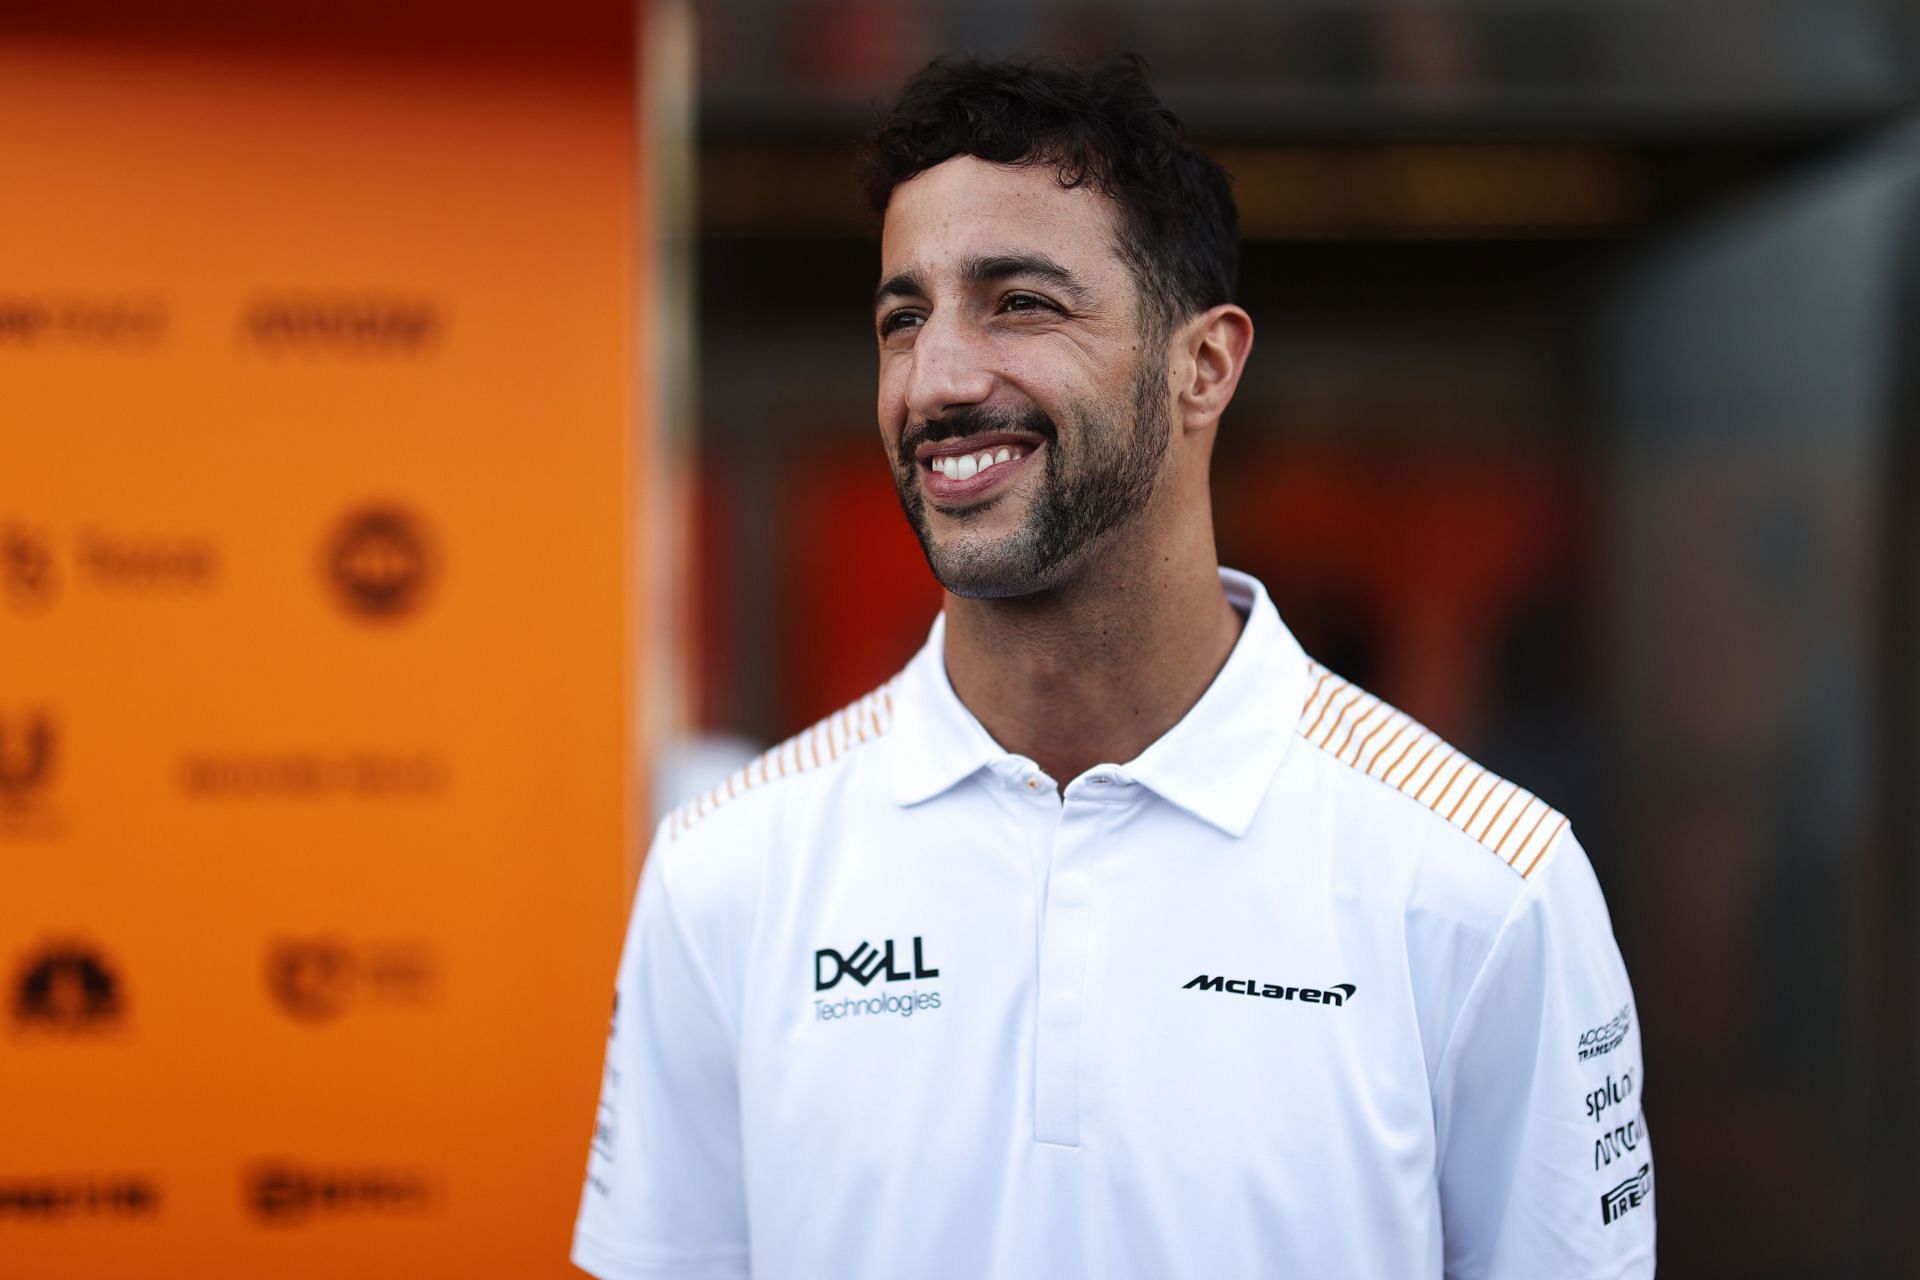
[931,444,1029,482]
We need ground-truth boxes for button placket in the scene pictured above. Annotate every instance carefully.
[1032,797,1106,1148]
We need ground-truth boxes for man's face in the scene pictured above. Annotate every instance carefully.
[874,155,1170,599]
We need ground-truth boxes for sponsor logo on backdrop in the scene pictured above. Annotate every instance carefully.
[266,937,436,1023]
[2,524,218,611]
[0,1176,160,1221]
[323,506,436,621]
[10,943,123,1035]
[0,712,55,803]
[76,528,218,590]
[1183,974,1357,1007]
[241,296,441,353]
[812,935,943,1023]
[1577,1004,1632,1061]
[1600,1163,1652,1225]
[178,751,447,798]
[2,524,58,611]
[0,711,62,838]
[245,1162,433,1225]
[0,296,167,346]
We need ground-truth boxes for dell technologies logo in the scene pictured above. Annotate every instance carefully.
[813,936,942,1024]
[1183,974,1356,1007]
[814,936,939,990]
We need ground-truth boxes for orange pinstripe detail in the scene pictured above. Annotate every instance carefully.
[1315,689,1367,748]
[1302,679,1349,740]
[671,683,897,839]
[1363,721,1410,775]
[1503,801,1553,865]
[1294,667,1565,877]
[1381,729,1426,782]
[1413,750,1461,804]
[1301,669,1333,717]
[1443,766,1487,819]
[1475,786,1518,845]
[1521,815,1570,878]
[1397,739,1441,789]
[1350,709,1397,768]
[1332,697,1382,761]
[1462,776,1501,834]
[1330,689,1373,747]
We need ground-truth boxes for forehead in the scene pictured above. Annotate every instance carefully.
[878,155,1128,288]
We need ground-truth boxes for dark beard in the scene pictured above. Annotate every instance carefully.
[890,356,1169,599]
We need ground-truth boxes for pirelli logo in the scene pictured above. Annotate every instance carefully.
[1600,1163,1651,1225]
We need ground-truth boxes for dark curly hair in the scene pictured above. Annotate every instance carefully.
[860,54,1238,338]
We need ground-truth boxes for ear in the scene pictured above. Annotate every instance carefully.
[1174,304,1254,436]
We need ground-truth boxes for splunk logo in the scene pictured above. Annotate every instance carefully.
[814,936,939,990]
[1183,974,1356,1007]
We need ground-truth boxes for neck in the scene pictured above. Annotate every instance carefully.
[941,530,1243,789]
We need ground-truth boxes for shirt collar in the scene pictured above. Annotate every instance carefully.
[887,568,1311,837]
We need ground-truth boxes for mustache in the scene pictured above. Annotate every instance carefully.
[896,404,1057,472]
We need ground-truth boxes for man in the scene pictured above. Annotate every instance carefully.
[574,55,1653,1280]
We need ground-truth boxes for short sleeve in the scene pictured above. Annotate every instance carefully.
[572,831,751,1280]
[1433,830,1655,1280]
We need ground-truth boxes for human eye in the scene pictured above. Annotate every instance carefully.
[877,309,924,341]
[999,291,1057,315]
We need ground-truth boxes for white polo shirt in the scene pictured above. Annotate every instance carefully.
[573,569,1654,1280]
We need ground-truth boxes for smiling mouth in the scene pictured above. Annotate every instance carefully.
[927,443,1029,481]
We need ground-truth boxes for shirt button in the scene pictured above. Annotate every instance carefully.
[1025,777,1042,790]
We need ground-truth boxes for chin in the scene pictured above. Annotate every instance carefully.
[922,534,1082,602]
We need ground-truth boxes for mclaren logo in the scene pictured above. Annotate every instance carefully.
[1183,974,1356,1007]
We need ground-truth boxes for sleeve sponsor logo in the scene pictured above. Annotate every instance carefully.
[1594,1105,1647,1170]
[1576,1003,1632,1061]
[1182,974,1356,1007]
[1585,1069,1634,1124]
[1600,1162,1652,1225]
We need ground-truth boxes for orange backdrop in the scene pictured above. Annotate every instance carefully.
[0,7,641,1276]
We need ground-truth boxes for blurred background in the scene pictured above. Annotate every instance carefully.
[5,0,1919,1276]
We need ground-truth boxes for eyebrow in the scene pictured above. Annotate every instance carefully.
[871,252,1090,312]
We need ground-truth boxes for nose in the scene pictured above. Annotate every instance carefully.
[901,310,995,425]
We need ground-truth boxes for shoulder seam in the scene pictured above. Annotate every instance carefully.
[666,678,898,841]
[1295,661,1567,879]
